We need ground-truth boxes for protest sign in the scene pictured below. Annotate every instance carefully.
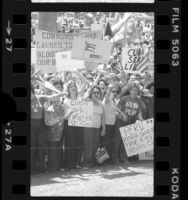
[71,37,113,64]
[68,100,93,127]
[121,47,146,73]
[119,118,153,157]
[85,61,98,70]
[55,51,85,72]
[31,48,37,65]
[34,29,103,73]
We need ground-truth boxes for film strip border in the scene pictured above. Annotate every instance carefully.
[1,0,181,199]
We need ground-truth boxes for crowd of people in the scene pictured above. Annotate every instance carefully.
[31,55,154,175]
[31,12,154,175]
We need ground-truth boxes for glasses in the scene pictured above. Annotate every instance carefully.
[69,85,77,89]
[112,90,118,94]
[93,91,100,95]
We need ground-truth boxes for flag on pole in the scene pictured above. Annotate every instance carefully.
[104,21,114,39]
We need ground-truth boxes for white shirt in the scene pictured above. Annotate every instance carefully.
[103,98,117,125]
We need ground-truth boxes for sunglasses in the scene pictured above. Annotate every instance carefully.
[69,85,77,88]
[93,91,100,95]
[112,90,118,93]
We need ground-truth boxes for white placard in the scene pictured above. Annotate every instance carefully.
[121,47,145,73]
[119,118,153,157]
[55,52,85,72]
[68,100,93,127]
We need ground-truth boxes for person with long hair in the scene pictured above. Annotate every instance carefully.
[31,83,63,174]
[83,85,105,168]
[44,78,65,172]
[63,73,88,170]
[102,83,121,163]
[98,79,108,101]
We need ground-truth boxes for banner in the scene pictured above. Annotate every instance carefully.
[119,118,153,157]
[55,51,85,72]
[121,47,146,73]
[34,29,102,73]
[68,100,93,127]
[71,37,113,64]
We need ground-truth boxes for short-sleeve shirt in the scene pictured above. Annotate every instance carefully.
[118,95,144,124]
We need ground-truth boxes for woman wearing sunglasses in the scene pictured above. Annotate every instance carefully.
[102,83,121,163]
[83,86,105,168]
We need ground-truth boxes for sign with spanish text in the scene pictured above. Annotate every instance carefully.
[119,118,153,157]
[121,47,145,73]
[68,100,93,127]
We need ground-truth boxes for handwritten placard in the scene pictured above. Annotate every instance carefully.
[34,29,102,73]
[68,100,93,127]
[121,47,145,73]
[119,118,153,157]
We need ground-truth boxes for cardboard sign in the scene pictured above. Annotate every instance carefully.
[55,51,85,72]
[119,118,153,157]
[71,37,113,64]
[68,100,93,127]
[84,61,98,70]
[34,29,102,73]
[121,47,145,73]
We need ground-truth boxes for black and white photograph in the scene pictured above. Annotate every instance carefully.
[31,12,154,196]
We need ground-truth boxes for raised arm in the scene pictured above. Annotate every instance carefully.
[104,84,113,104]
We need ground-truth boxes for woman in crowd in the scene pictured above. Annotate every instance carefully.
[44,78,65,172]
[63,72,88,171]
[98,79,108,101]
[31,83,63,174]
[102,83,121,163]
[111,83,144,164]
[83,86,105,168]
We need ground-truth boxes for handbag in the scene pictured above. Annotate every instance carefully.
[95,147,110,164]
